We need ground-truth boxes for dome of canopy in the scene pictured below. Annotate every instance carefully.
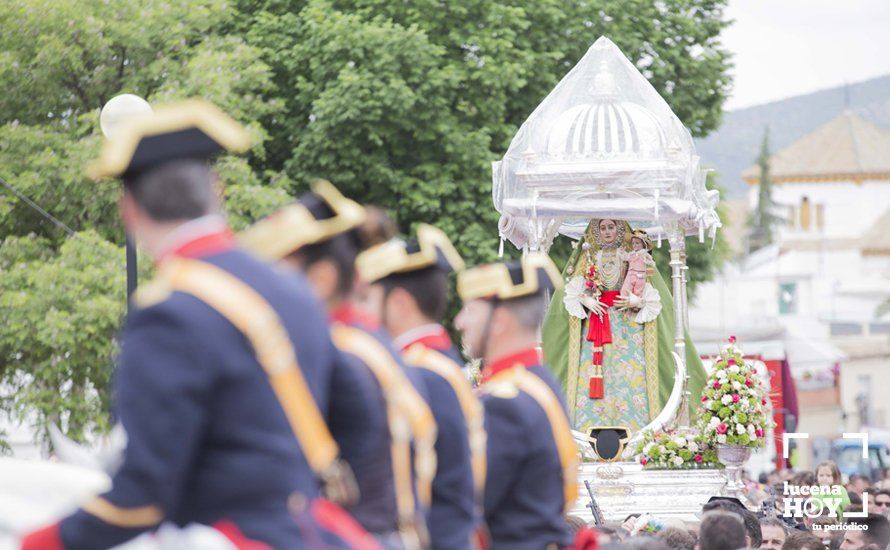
[492,36,720,250]
[546,101,667,159]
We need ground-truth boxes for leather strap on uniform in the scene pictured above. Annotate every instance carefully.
[331,325,437,549]
[513,368,579,510]
[80,497,163,528]
[403,344,487,493]
[486,366,579,511]
[158,259,344,488]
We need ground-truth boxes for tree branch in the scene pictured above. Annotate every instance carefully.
[117,46,127,83]
[63,72,91,113]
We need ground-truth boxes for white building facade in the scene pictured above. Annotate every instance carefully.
[690,112,890,467]
[741,112,890,330]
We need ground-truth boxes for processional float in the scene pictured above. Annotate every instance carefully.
[492,37,735,522]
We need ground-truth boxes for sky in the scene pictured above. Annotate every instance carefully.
[721,0,890,110]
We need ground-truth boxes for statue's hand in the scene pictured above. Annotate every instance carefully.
[615,293,643,310]
[580,295,605,317]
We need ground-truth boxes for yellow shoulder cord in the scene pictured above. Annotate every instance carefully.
[485,366,579,511]
[157,258,357,505]
[402,344,487,494]
[331,325,437,550]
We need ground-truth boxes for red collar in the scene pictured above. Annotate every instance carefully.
[483,348,540,383]
[154,216,234,263]
[330,302,380,331]
[167,229,235,260]
[397,324,453,353]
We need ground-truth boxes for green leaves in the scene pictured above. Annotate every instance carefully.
[246,0,732,284]
[0,0,280,245]
[0,0,278,447]
[223,182,293,232]
[0,0,233,124]
[0,232,124,444]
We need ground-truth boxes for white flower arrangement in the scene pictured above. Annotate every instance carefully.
[633,428,718,469]
[696,337,774,449]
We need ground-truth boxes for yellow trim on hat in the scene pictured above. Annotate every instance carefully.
[356,224,465,283]
[87,99,252,180]
[238,179,366,260]
[457,253,563,301]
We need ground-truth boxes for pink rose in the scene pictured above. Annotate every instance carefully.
[716,423,728,435]
[761,398,768,405]
[729,336,737,344]
[701,395,708,403]
[640,457,648,465]
[732,394,740,403]
[713,381,721,389]
[755,428,764,438]
[745,378,754,387]
[727,358,736,366]
[694,454,703,463]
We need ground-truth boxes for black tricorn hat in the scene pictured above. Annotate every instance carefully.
[457,253,563,301]
[88,100,252,181]
[356,224,465,284]
[239,180,366,260]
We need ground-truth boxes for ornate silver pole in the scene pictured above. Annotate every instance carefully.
[669,227,689,427]
[680,250,692,425]
[681,255,690,332]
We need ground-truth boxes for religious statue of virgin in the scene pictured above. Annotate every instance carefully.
[542,219,707,437]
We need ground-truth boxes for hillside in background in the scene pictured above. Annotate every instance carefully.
[695,74,890,196]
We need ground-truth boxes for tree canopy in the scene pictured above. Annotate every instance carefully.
[0,0,732,447]
[240,0,732,262]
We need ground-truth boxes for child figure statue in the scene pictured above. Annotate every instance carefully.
[620,230,655,299]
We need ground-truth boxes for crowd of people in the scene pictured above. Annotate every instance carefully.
[566,462,890,549]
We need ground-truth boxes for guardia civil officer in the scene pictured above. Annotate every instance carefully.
[356,225,486,549]
[455,254,578,550]
[21,102,345,549]
[240,183,438,550]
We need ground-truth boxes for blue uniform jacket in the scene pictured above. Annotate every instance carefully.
[401,333,476,550]
[481,350,572,550]
[326,342,394,535]
[54,245,337,549]
[328,304,434,537]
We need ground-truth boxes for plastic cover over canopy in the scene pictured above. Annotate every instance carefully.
[492,37,720,251]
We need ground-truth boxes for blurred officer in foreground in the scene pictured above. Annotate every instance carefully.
[455,254,578,550]
[240,183,438,549]
[22,101,351,549]
[357,224,486,549]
